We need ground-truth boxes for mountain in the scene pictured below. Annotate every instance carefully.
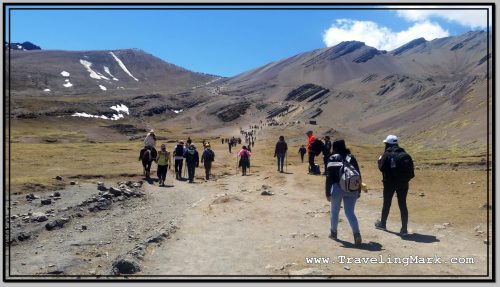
[5,41,41,51]
[7,31,491,147]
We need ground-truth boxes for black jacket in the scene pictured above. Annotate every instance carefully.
[325,153,361,198]
[275,140,288,156]
[323,140,332,157]
[184,147,199,166]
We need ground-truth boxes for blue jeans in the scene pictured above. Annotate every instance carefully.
[330,183,360,234]
[187,163,196,182]
[276,153,285,171]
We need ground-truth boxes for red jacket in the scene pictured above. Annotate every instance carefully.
[307,134,315,153]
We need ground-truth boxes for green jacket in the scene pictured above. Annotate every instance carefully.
[156,151,171,166]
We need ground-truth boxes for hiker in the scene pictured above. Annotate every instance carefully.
[173,140,186,180]
[228,140,232,153]
[323,136,332,175]
[274,135,288,173]
[306,130,318,173]
[201,143,215,180]
[186,137,192,146]
[143,129,158,159]
[375,135,415,237]
[325,139,362,246]
[238,146,251,176]
[156,144,171,187]
[298,145,307,163]
[221,138,224,145]
[184,144,199,183]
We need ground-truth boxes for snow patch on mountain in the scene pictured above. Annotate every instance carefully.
[61,71,70,77]
[99,85,107,91]
[110,104,129,115]
[63,79,73,88]
[71,104,129,121]
[104,66,119,81]
[80,59,105,80]
[109,52,139,81]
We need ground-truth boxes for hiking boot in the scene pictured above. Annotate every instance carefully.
[354,232,362,246]
[400,228,409,237]
[375,220,386,230]
[329,231,337,240]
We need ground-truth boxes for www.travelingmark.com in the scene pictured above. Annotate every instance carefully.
[305,255,475,266]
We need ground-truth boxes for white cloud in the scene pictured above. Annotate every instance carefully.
[396,8,489,29]
[323,19,449,51]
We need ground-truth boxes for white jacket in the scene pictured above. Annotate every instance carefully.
[144,133,156,148]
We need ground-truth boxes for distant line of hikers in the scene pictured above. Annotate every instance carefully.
[140,128,415,246]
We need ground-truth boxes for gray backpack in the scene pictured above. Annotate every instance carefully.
[339,155,361,193]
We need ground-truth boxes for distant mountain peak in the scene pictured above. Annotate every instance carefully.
[5,41,41,51]
[392,37,427,56]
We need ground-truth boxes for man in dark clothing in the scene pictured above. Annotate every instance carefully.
[183,144,200,183]
[375,135,415,237]
[228,140,232,153]
[274,136,288,173]
[323,136,332,175]
[173,141,186,180]
[201,143,215,180]
[298,145,307,163]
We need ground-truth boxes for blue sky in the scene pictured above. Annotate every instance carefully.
[6,6,490,77]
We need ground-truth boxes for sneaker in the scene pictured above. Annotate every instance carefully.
[400,228,409,237]
[329,231,337,240]
[354,233,362,246]
[375,220,386,230]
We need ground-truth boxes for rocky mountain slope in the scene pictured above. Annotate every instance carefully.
[7,31,491,147]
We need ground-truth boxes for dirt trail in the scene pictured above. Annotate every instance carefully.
[138,136,491,278]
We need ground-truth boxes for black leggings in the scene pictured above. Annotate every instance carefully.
[381,181,409,229]
[175,159,183,178]
[308,153,315,169]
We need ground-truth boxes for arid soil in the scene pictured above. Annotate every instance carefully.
[5,123,492,280]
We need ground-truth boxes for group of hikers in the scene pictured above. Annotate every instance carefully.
[272,130,415,246]
[140,128,415,246]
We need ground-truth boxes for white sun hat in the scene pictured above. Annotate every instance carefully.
[383,135,398,144]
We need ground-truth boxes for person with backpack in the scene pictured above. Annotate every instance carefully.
[183,144,200,183]
[306,131,316,173]
[156,144,171,187]
[298,145,307,163]
[238,146,251,176]
[325,139,362,246]
[274,136,288,173]
[323,136,332,175]
[173,140,186,180]
[201,143,215,180]
[375,135,415,237]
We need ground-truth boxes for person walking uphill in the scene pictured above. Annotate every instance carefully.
[173,141,186,180]
[306,131,316,173]
[298,145,307,163]
[375,135,415,237]
[325,139,362,246]
[238,146,251,176]
[201,143,215,180]
[156,144,171,187]
[183,144,200,183]
[274,136,288,173]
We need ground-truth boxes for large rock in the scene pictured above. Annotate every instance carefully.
[32,212,48,222]
[97,182,107,191]
[41,199,52,205]
[45,218,69,231]
[109,187,122,197]
[17,232,31,241]
[112,257,141,274]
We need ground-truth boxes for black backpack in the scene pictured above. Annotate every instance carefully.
[205,150,214,162]
[382,149,415,181]
[310,139,325,156]
[174,145,184,156]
